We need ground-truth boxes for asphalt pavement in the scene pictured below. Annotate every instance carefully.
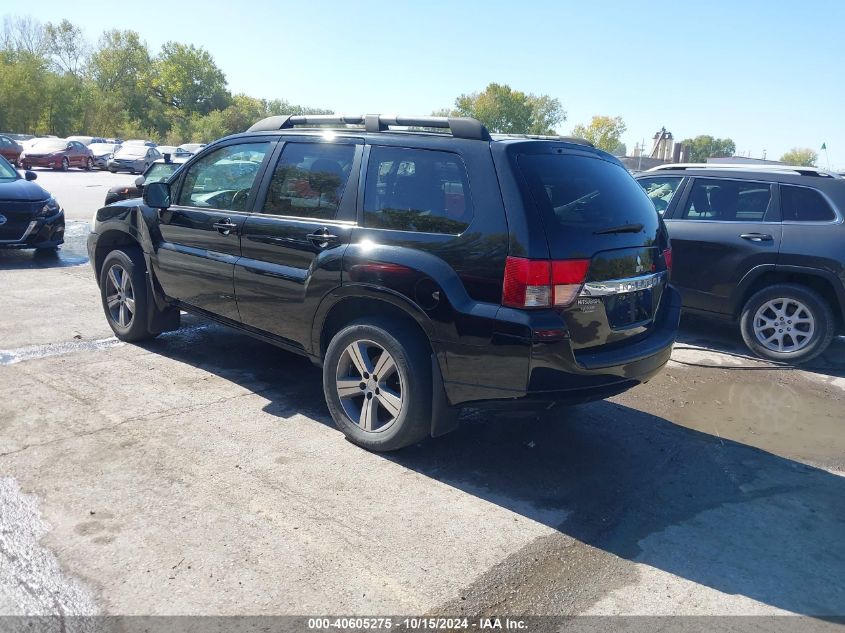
[1,183,844,623]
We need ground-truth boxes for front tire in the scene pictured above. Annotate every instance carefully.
[323,319,432,451]
[83,157,93,171]
[99,247,158,342]
[740,284,834,364]
[58,157,69,171]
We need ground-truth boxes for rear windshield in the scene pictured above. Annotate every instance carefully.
[518,153,659,237]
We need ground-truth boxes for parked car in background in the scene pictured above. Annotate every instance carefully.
[0,155,64,250]
[20,135,58,152]
[107,145,161,174]
[20,138,94,171]
[88,142,122,170]
[67,135,108,146]
[89,114,679,451]
[157,145,193,159]
[123,139,157,148]
[1,132,34,143]
[177,143,206,155]
[637,163,845,363]
[104,155,188,205]
[0,135,23,166]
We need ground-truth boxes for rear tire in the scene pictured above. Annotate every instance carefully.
[323,318,432,451]
[740,283,834,364]
[83,157,93,171]
[99,247,158,342]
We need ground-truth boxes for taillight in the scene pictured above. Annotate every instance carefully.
[502,256,590,309]
[662,248,673,272]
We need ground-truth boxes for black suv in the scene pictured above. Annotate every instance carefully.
[88,115,679,451]
[637,164,845,363]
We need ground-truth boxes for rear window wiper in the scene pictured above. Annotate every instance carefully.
[594,223,644,235]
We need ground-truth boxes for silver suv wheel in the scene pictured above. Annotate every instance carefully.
[335,340,404,432]
[105,263,136,328]
[752,298,814,353]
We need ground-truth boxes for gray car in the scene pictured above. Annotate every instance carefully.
[107,145,161,174]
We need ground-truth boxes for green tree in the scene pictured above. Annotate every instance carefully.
[153,41,230,116]
[681,135,736,162]
[0,50,48,132]
[89,30,152,126]
[44,19,89,76]
[571,115,627,152]
[443,82,565,135]
[779,147,818,167]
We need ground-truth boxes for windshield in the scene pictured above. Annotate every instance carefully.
[116,146,146,158]
[144,163,180,183]
[0,156,17,179]
[31,139,68,152]
[89,143,116,153]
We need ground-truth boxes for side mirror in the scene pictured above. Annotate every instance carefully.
[66,143,73,150]
[143,181,171,209]
[134,176,145,187]
[24,170,37,181]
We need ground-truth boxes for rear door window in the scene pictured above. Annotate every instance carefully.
[363,146,473,235]
[681,178,772,221]
[637,176,684,215]
[780,185,837,222]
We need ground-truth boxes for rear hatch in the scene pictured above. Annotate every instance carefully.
[514,148,671,349]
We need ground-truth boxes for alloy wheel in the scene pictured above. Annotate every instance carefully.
[752,298,815,353]
[105,264,136,328]
[335,340,404,432]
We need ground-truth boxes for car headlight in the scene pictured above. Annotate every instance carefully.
[36,197,61,218]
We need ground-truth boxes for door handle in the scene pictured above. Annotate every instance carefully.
[306,229,339,247]
[213,218,238,235]
[739,233,773,242]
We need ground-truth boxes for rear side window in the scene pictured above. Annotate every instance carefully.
[637,176,684,215]
[781,185,836,222]
[263,142,355,219]
[364,146,473,234]
[681,178,772,221]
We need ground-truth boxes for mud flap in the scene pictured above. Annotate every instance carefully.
[431,354,460,437]
[145,270,180,334]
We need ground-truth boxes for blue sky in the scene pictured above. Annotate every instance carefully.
[12,0,845,169]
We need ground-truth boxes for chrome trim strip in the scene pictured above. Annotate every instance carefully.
[580,272,666,297]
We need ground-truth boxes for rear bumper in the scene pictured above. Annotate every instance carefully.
[442,286,681,406]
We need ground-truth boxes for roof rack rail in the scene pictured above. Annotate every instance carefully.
[490,133,595,147]
[646,163,842,178]
[246,114,492,141]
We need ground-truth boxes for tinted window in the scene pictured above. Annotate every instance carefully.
[177,142,270,211]
[518,154,658,243]
[364,146,472,234]
[682,178,772,221]
[781,185,836,222]
[637,176,684,215]
[263,142,355,219]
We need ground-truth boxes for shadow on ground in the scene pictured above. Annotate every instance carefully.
[139,316,845,616]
